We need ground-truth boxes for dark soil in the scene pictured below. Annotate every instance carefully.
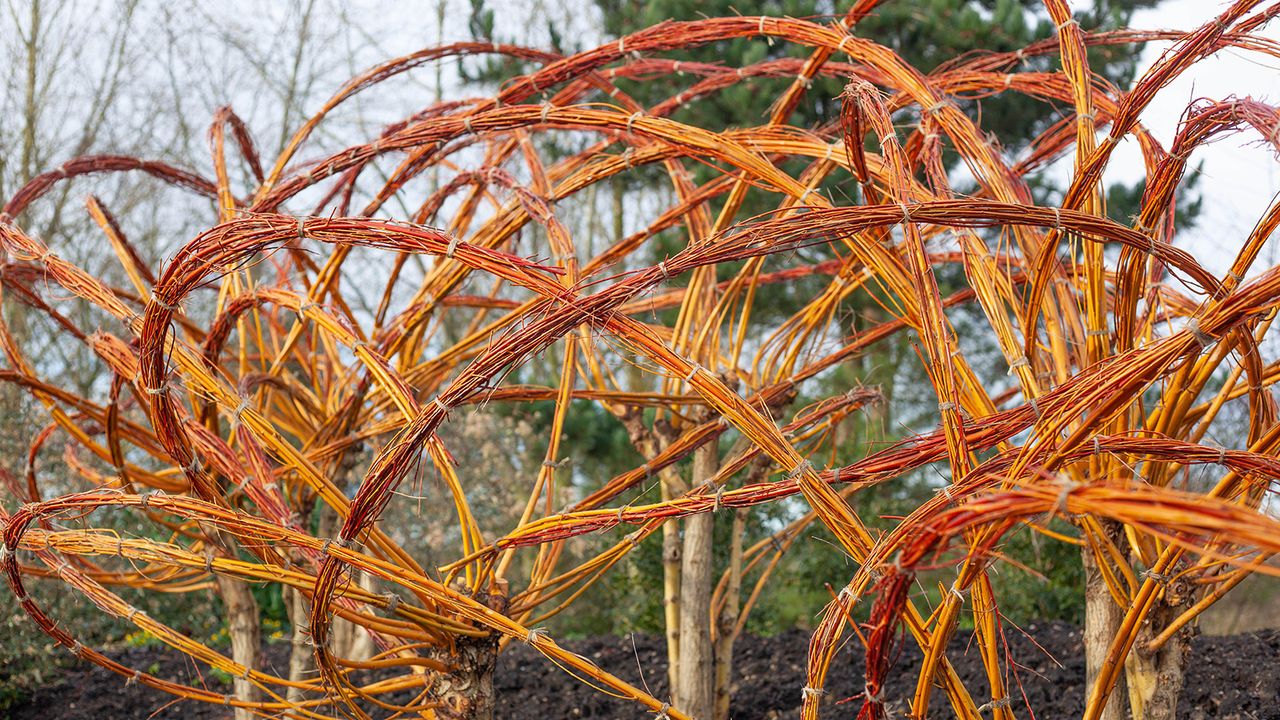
[8,622,1278,719]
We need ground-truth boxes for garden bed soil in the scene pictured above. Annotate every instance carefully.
[8,621,1278,719]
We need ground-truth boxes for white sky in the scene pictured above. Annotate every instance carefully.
[1117,0,1280,274]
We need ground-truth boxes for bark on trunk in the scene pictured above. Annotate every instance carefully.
[713,507,745,720]
[284,584,312,703]
[1083,544,1128,720]
[1124,632,1189,720]
[623,411,686,698]
[675,438,719,720]
[215,571,262,720]
[314,450,375,661]
[662,512,683,694]
[424,635,500,720]
[1124,576,1193,720]
[328,562,376,660]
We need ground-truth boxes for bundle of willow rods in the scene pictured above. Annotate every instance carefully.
[3,2,1280,719]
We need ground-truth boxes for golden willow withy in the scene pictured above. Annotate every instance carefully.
[2,3,1280,719]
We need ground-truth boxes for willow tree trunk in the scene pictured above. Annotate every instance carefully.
[330,562,376,660]
[1083,542,1127,720]
[713,507,746,720]
[424,635,500,720]
[675,437,719,719]
[283,584,311,704]
[1124,576,1193,720]
[622,411,686,697]
[293,449,373,667]
[215,571,262,720]
[662,478,684,694]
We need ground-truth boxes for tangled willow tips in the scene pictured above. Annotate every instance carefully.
[3,3,1280,720]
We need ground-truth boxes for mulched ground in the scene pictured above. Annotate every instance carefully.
[8,621,1279,719]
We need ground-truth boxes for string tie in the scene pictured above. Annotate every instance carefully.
[1142,569,1171,585]
[431,396,452,416]
[1186,318,1216,347]
[706,482,726,512]
[787,460,814,480]
[978,696,1012,712]
[1007,356,1030,375]
[801,687,826,700]
[758,16,773,45]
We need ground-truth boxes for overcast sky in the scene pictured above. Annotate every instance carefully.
[1118,0,1279,275]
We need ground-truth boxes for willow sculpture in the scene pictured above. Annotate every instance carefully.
[3,3,1280,720]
